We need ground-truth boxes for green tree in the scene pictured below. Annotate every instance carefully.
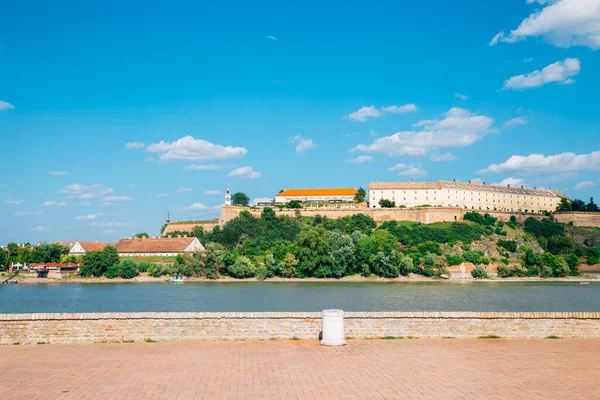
[231,192,250,206]
[571,199,586,211]
[587,197,600,212]
[556,198,572,212]
[378,199,395,208]
[134,232,149,238]
[0,247,6,270]
[227,256,255,278]
[278,253,299,278]
[471,266,488,279]
[29,243,70,263]
[286,200,302,209]
[80,246,119,277]
[354,187,366,203]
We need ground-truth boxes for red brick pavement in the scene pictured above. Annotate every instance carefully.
[1,339,599,399]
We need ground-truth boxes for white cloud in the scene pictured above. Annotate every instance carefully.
[347,155,375,164]
[31,226,48,232]
[504,117,528,128]
[211,204,225,210]
[0,101,14,110]
[125,141,145,149]
[59,184,114,200]
[389,163,427,176]
[503,58,580,90]
[93,221,132,228]
[176,187,193,194]
[479,151,600,174]
[251,197,273,206]
[157,193,168,198]
[43,200,68,207]
[146,136,247,161]
[454,93,469,100]
[75,213,103,221]
[382,104,418,114]
[182,203,209,211]
[290,135,316,153]
[49,171,68,176]
[353,107,494,157]
[492,177,527,187]
[4,199,25,205]
[184,164,223,171]
[575,180,597,190]
[430,152,457,162]
[347,106,383,122]
[15,211,44,216]
[228,166,262,179]
[265,35,278,40]
[204,190,223,195]
[103,196,133,202]
[492,0,600,49]
[523,57,534,62]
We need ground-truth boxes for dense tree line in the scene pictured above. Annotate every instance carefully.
[556,197,599,212]
[0,243,70,268]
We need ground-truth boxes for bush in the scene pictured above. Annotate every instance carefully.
[137,262,152,273]
[147,263,172,277]
[104,259,138,279]
[227,256,256,278]
[494,227,507,236]
[497,265,513,278]
[524,218,564,239]
[445,254,464,266]
[471,266,488,279]
[497,240,518,253]
[587,247,600,265]
[463,250,486,264]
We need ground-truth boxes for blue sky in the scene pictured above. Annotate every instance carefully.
[1,0,599,244]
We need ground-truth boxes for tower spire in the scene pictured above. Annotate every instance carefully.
[166,210,170,223]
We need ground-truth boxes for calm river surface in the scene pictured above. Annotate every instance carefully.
[1,281,600,313]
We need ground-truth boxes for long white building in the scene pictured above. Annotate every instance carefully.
[369,180,565,213]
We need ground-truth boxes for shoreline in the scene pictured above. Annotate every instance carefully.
[5,274,598,285]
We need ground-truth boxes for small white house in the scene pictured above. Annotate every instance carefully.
[68,242,110,255]
[114,237,204,257]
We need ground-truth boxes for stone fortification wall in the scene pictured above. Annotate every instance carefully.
[220,206,600,227]
[163,222,219,236]
[1,312,599,344]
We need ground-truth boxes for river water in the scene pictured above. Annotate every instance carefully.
[1,281,599,313]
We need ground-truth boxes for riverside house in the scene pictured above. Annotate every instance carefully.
[114,237,204,256]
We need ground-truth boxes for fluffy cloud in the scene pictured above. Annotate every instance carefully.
[32,226,48,232]
[502,58,580,90]
[492,177,527,187]
[347,155,375,164]
[228,167,262,179]
[184,164,223,171]
[75,213,103,221]
[491,0,600,49]
[204,190,223,195]
[389,163,427,176]
[353,108,494,157]
[103,196,133,202]
[4,199,25,205]
[176,187,193,194]
[43,201,68,207]
[454,93,469,100]
[347,104,417,122]
[59,184,114,200]
[0,101,14,110]
[290,136,316,153]
[479,151,600,174]
[265,35,278,40]
[430,152,457,162]
[48,171,68,176]
[504,117,528,128]
[382,104,418,114]
[523,57,534,62]
[125,141,145,149]
[146,136,247,161]
[575,180,597,190]
[182,203,209,210]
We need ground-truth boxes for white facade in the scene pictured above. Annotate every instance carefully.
[69,242,86,255]
[369,180,564,213]
[116,237,205,257]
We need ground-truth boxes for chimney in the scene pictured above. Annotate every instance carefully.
[507,184,511,188]
[468,180,472,184]
[521,185,524,189]
[534,186,537,190]
[483,182,486,185]
[453,178,456,182]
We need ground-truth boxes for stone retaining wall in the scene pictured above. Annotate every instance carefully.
[1,312,599,344]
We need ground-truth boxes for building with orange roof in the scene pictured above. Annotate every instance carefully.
[114,237,204,256]
[274,188,358,204]
[69,241,112,256]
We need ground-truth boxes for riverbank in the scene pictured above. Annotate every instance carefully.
[5,273,598,285]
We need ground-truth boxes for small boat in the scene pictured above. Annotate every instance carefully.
[580,282,590,285]
[167,273,185,284]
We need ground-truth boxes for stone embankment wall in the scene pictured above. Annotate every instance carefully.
[220,206,600,228]
[1,312,599,344]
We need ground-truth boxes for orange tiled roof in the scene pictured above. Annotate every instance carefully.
[115,237,197,253]
[79,242,110,252]
[277,188,357,197]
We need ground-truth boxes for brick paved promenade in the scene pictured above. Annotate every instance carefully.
[1,339,599,399]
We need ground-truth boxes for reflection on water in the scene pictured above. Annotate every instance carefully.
[1,281,599,313]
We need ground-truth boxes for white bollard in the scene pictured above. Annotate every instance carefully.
[320,309,346,346]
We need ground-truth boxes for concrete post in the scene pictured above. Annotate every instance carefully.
[320,309,346,346]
